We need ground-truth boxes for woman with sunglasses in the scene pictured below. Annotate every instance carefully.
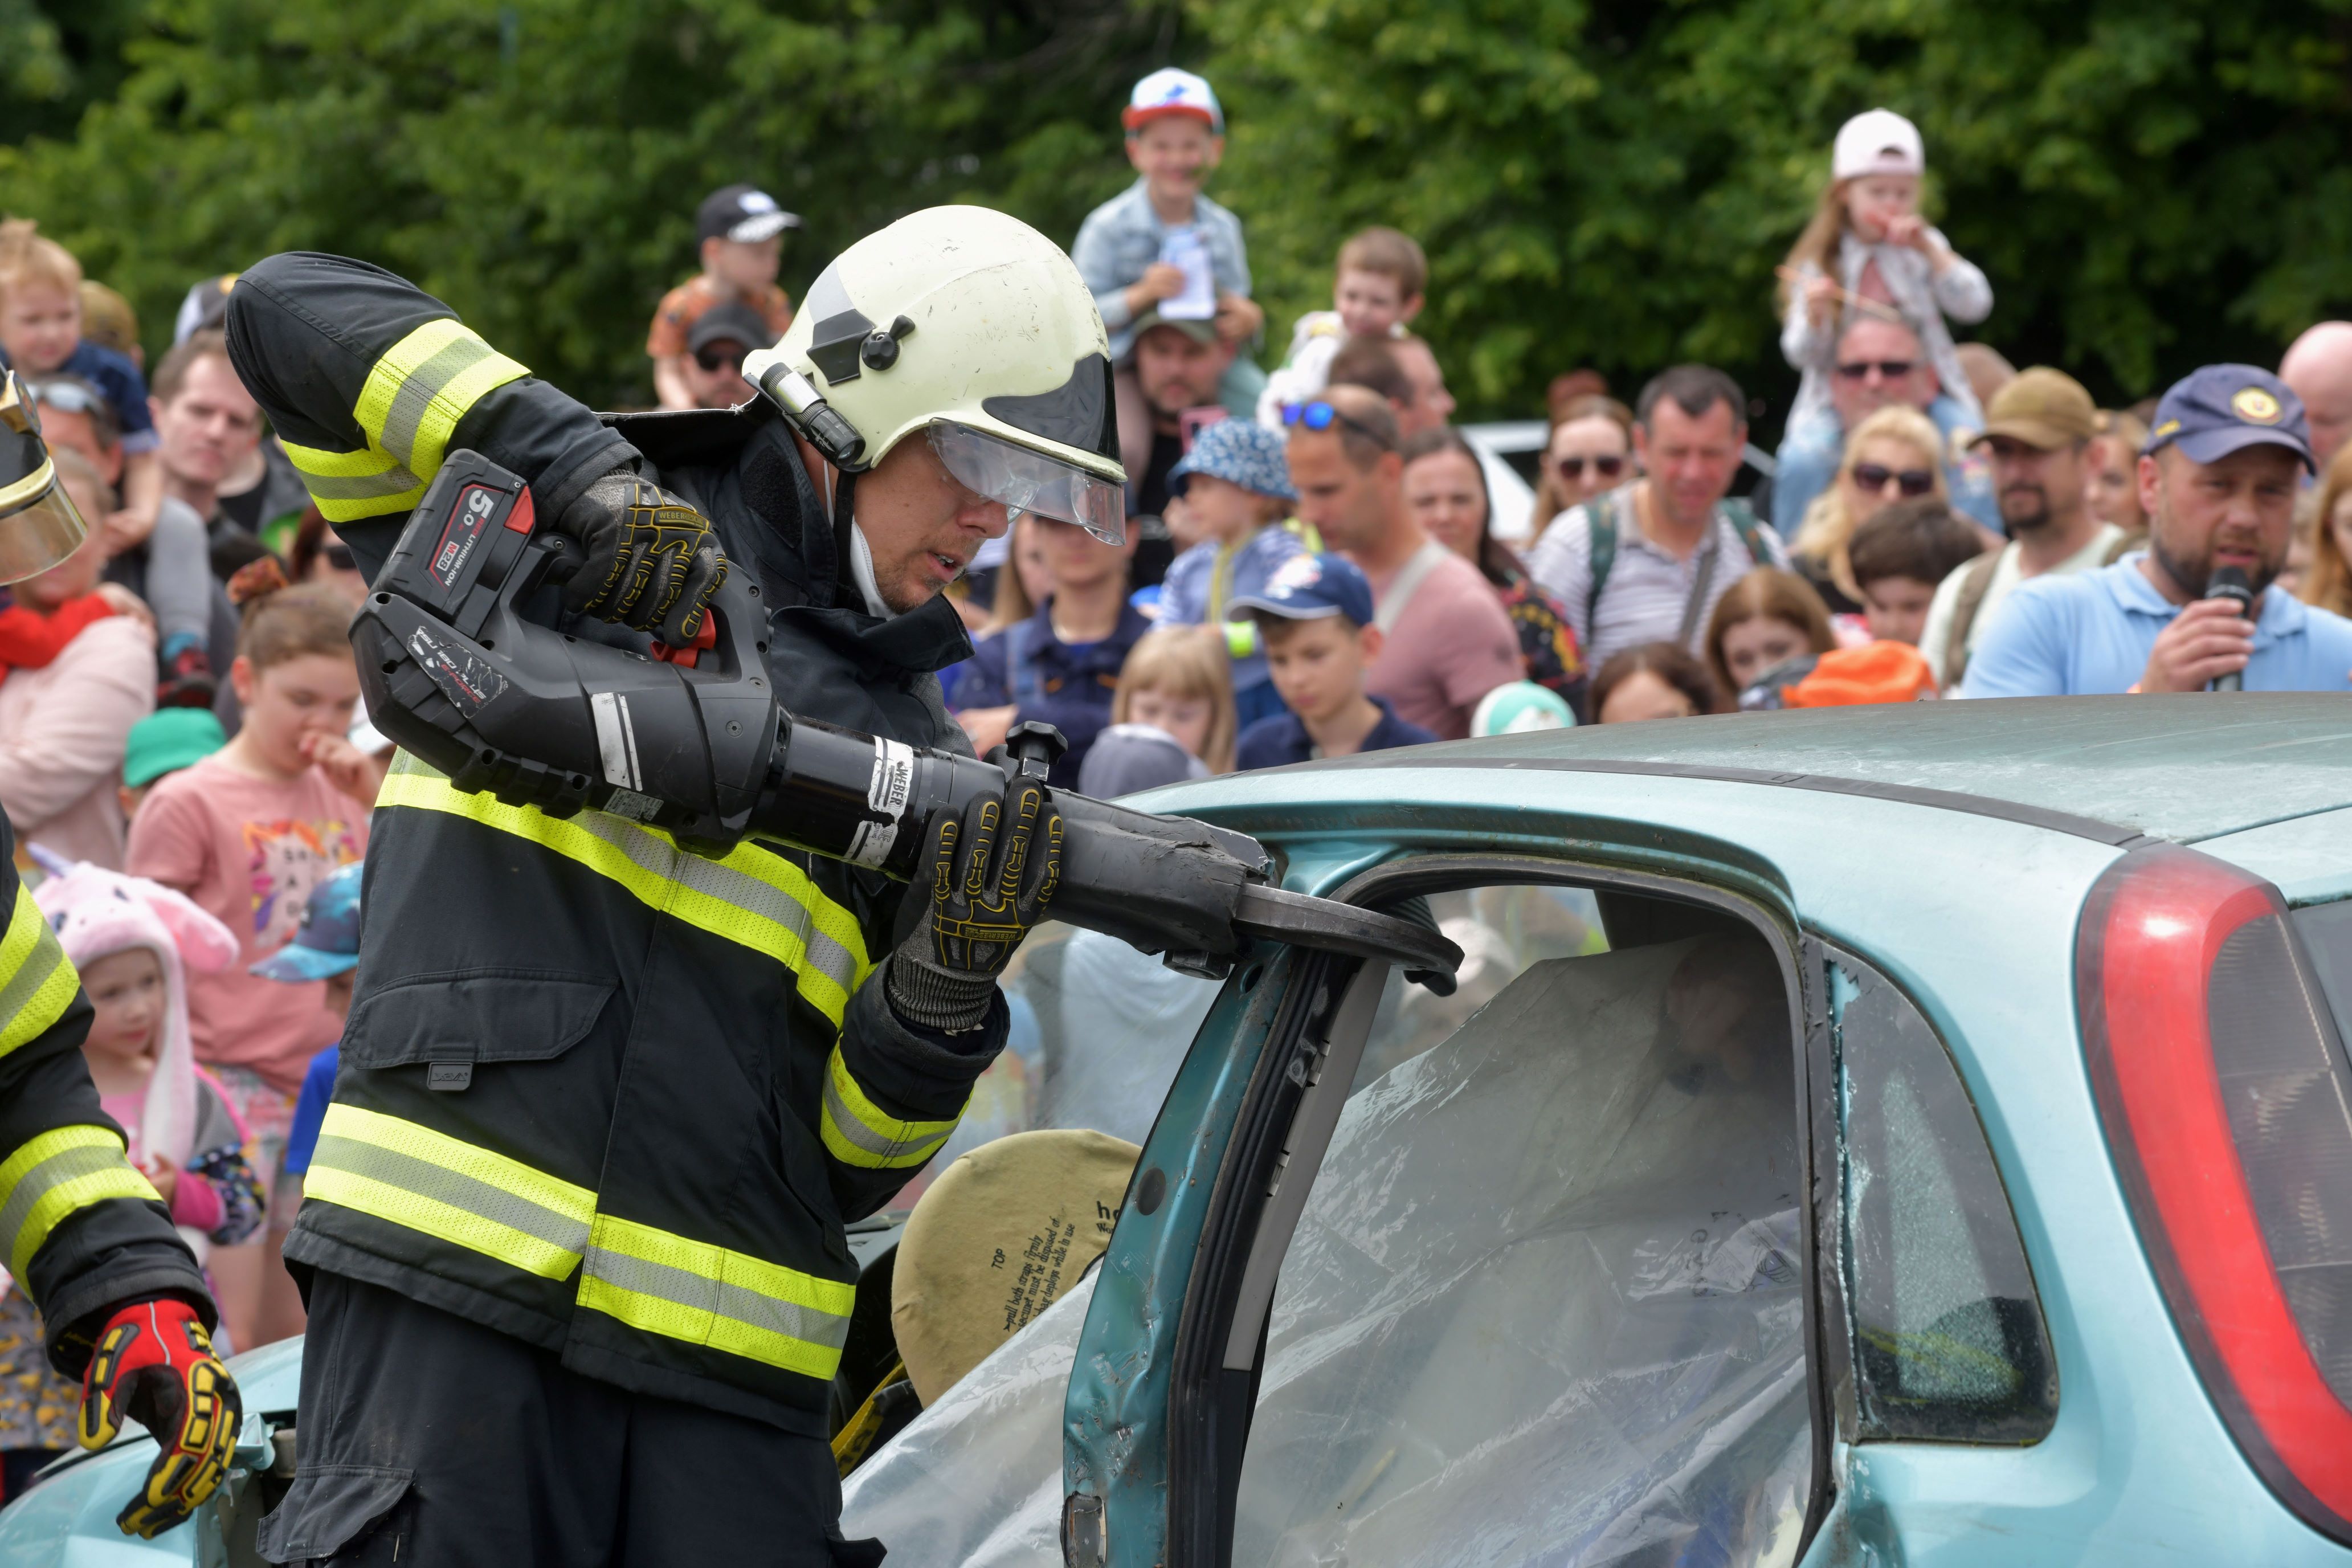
[1528,395,1636,536]
[1400,428,1589,718]
[1787,403,1947,614]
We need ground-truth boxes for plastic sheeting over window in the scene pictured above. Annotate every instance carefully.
[1234,932,1810,1567]
[845,925,1810,1567]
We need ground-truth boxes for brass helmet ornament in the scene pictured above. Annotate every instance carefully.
[0,371,91,584]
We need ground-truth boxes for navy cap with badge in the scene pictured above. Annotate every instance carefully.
[2142,364,2316,471]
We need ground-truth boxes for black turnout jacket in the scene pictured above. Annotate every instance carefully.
[226,252,1002,1435]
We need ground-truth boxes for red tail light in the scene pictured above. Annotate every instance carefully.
[2080,845,2352,1542]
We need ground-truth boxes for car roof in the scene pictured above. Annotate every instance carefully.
[1276,695,2352,844]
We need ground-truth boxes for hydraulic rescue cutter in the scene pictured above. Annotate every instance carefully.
[350,452,1458,982]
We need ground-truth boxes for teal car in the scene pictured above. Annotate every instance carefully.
[14,696,2352,1566]
[1035,695,2352,1568]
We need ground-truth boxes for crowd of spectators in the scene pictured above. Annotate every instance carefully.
[938,80,2352,775]
[1,75,2349,1477]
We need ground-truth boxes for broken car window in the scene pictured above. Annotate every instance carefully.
[1830,946,2058,1444]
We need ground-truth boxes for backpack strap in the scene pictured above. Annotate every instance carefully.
[1374,540,1452,636]
[1942,550,2003,688]
[2100,527,2147,566]
[1720,497,1771,566]
[1583,495,1622,641]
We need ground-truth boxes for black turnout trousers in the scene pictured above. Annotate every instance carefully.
[256,1275,884,1567]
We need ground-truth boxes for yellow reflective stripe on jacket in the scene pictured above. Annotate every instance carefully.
[578,1213,855,1382]
[356,319,528,482]
[281,439,425,524]
[283,317,527,523]
[0,883,77,1057]
[377,754,872,1027]
[303,1104,594,1280]
[820,1046,961,1170]
[0,1126,160,1279]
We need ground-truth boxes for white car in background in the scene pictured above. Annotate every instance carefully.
[1460,420,1778,547]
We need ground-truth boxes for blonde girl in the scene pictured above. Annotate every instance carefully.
[1078,627,1238,797]
[1772,109,1991,534]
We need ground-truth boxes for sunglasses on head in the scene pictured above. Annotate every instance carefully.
[1835,360,1917,381]
[322,542,356,571]
[22,378,107,416]
[1280,399,1395,451]
[1554,454,1624,481]
[1852,462,1936,497]
[693,344,747,374]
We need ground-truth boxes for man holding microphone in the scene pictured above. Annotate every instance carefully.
[1959,365,2352,697]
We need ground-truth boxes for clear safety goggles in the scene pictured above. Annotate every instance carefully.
[928,422,1124,546]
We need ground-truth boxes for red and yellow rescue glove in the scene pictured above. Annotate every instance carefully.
[77,1297,242,1538]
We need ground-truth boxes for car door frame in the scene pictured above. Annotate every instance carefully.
[1064,850,1843,1568]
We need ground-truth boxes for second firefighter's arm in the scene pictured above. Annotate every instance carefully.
[223,251,638,583]
[0,852,213,1377]
[818,976,1009,1222]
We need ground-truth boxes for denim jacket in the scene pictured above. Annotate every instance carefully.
[1073,179,1252,360]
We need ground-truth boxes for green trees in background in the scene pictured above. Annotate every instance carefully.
[5,0,2349,425]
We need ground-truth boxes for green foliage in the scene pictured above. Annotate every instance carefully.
[1203,0,2352,419]
[0,0,1173,405]
[0,0,145,145]
[6,0,2352,423]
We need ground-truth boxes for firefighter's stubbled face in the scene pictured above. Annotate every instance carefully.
[855,435,1015,614]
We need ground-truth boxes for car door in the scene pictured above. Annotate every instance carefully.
[1062,850,1840,1568]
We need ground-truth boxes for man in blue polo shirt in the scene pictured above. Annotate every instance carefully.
[1232,552,1439,769]
[1962,364,2352,697]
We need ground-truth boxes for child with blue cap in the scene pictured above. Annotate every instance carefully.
[1231,553,1439,769]
[1155,415,1315,728]
[255,860,364,1216]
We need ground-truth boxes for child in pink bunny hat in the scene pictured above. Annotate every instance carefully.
[27,856,264,1262]
[0,859,264,1481]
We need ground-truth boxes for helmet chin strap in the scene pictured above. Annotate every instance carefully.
[818,459,893,620]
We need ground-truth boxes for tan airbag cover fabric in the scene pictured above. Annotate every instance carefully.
[892,1129,1141,1404]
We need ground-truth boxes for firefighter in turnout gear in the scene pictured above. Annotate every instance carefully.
[223,207,1123,1566]
[0,371,240,1540]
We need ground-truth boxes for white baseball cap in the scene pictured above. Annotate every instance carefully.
[1832,109,1925,179]
[1124,67,1223,136]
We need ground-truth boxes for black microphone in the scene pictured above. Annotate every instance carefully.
[2206,565,2254,692]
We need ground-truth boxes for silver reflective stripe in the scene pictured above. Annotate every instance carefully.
[297,463,423,503]
[0,1140,122,1257]
[311,1134,593,1258]
[582,1242,852,1353]
[819,1073,949,1166]
[555,810,865,1003]
[378,334,498,469]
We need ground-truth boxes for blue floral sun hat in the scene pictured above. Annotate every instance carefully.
[1167,416,1298,504]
